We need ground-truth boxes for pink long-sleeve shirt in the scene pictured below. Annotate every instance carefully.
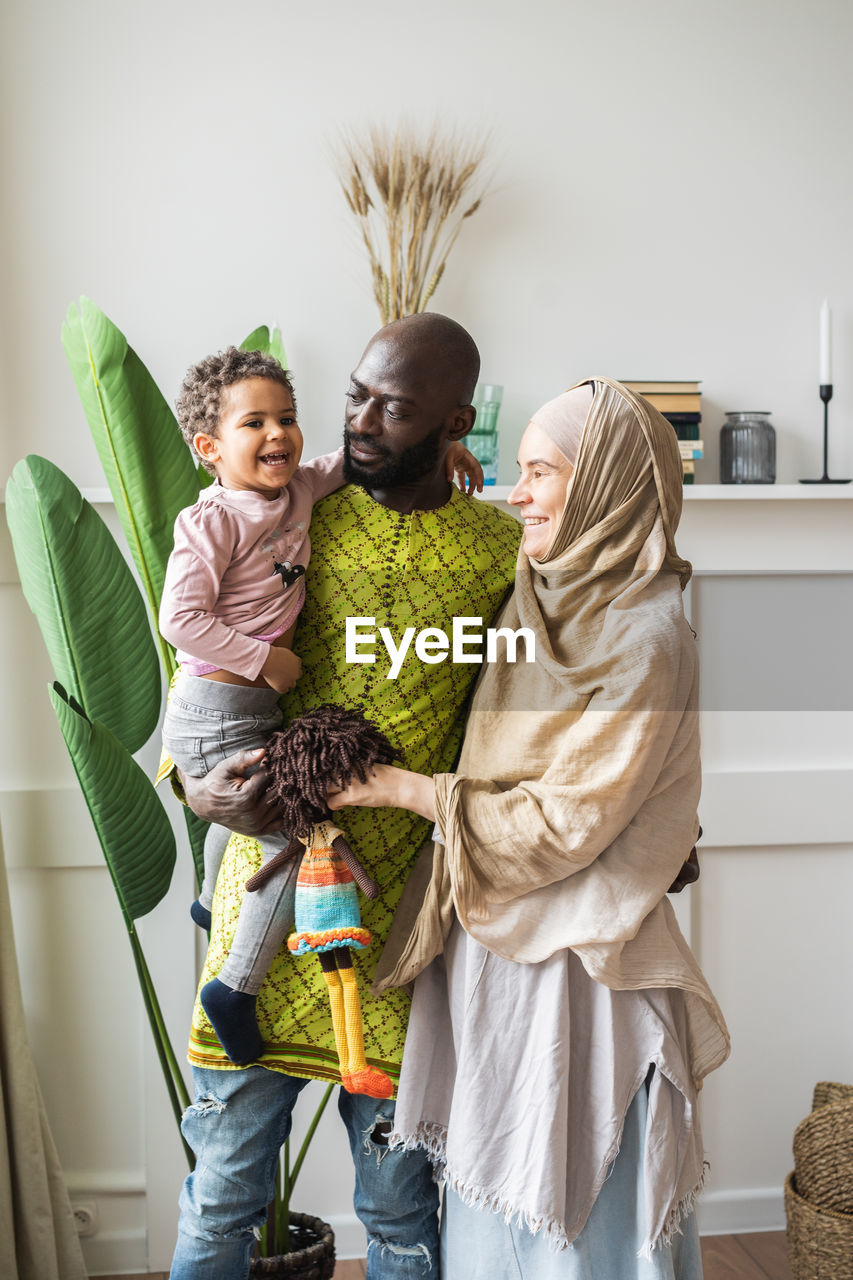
[159,448,345,679]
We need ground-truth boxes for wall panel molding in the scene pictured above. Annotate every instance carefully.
[698,1187,785,1236]
[700,769,853,847]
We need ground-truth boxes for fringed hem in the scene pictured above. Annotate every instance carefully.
[391,1124,709,1259]
[638,1162,708,1261]
[445,1176,572,1252]
[388,1121,449,1186]
[390,1123,571,1251]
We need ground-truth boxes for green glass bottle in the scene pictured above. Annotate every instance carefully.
[470,384,502,485]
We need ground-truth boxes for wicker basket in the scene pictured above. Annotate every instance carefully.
[793,1097,853,1215]
[785,1172,853,1280]
[250,1213,335,1280]
[812,1080,853,1111]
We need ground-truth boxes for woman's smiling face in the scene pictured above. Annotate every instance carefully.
[507,422,574,561]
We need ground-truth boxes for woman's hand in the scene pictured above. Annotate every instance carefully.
[179,749,285,836]
[327,764,436,822]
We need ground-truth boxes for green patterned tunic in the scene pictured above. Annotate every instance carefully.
[188,483,520,1086]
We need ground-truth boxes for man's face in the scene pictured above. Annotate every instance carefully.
[343,335,458,490]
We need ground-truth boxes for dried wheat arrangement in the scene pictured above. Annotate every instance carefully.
[337,125,489,324]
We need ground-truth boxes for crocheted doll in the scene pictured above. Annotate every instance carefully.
[245,705,400,1099]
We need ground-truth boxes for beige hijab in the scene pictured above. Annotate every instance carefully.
[377,378,728,1084]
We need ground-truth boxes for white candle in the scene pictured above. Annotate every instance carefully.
[820,298,832,385]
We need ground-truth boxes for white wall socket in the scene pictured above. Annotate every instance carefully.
[72,1201,99,1237]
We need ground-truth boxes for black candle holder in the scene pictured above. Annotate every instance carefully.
[800,385,851,483]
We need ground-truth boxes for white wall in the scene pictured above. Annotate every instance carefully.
[2,0,853,492]
[2,0,853,1272]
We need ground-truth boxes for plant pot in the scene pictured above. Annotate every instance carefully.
[250,1213,335,1280]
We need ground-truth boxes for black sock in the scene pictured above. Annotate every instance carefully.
[190,900,212,931]
[200,978,263,1064]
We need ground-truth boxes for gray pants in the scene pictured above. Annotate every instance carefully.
[162,672,298,995]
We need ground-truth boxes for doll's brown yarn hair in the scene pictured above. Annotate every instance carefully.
[266,705,401,839]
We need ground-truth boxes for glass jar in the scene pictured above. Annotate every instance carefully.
[719,412,776,484]
[470,384,503,484]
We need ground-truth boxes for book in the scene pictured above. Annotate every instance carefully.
[623,381,701,394]
[621,380,703,479]
[661,412,702,425]
[667,420,700,442]
[638,392,702,413]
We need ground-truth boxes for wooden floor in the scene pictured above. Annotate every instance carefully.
[331,1232,794,1279]
[699,1231,793,1279]
[95,1231,794,1279]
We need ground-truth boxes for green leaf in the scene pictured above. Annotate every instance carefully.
[49,684,176,921]
[241,324,288,369]
[6,456,161,753]
[61,296,206,675]
[182,807,207,894]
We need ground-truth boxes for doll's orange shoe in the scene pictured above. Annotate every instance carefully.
[342,1066,394,1099]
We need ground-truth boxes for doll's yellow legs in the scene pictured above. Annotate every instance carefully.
[319,949,393,1099]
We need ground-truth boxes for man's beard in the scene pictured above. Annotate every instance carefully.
[342,423,445,491]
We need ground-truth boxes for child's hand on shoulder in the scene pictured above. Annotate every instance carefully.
[445,441,484,495]
[261,646,302,694]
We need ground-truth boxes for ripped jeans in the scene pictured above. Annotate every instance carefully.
[170,1066,439,1280]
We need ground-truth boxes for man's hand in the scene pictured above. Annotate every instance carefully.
[180,748,285,837]
[261,646,302,694]
[668,845,700,894]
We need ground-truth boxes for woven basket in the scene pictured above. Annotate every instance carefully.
[812,1080,853,1111]
[785,1172,853,1280]
[793,1098,853,1214]
[250,1214,335,1280]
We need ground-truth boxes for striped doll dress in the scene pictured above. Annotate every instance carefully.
[287,820,371,956]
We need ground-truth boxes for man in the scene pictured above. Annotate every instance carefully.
[169,313,522,1279]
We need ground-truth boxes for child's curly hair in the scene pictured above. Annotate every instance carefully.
[176,346,296,474]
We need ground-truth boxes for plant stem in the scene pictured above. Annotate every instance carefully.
[288,1084,334,1193]
[279,1136,290,1251]
[127,926,194,1169]
[133,930,191,1110]
[267,1085,334,1258]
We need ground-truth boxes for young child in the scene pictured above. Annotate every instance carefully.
[159,345,480,1066]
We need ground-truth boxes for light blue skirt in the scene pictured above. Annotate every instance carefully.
[440,1081,703,1280]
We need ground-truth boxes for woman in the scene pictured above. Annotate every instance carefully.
[328,378,730,1278]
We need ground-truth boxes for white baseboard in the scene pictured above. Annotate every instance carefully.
[81,1193,790,1273]
[698,1186,786,1235]
[320,1191,789,1256]
[83,1228,148,1275]
[318,1192,791,1256]
[326,1213,368,1259]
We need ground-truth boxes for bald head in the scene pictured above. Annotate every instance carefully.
[343,313,481,509]
[367,313,481,407]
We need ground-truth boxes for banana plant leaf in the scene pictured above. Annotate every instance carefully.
[241,324,288,368]
[181,806,207,891]
[49,682,192,1156]
[49,684,175,923]
[61,296,207,677]
[5,456,161,754]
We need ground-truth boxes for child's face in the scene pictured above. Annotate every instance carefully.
[195,377,303,498]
